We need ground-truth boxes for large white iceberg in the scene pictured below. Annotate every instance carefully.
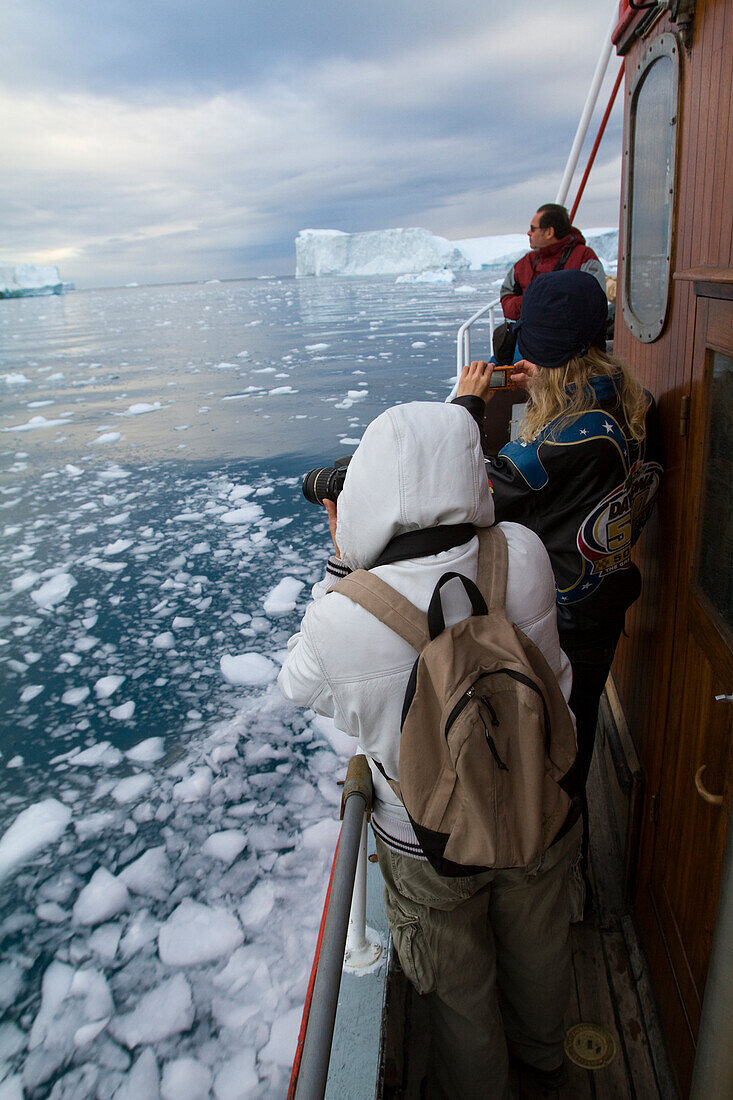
[295,227,470,278]
[0,264,66,298]
[295,226,619,279]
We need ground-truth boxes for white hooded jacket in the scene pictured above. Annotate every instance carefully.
[278,401,573,858]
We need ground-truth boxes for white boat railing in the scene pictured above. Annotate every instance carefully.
[453,296,502,395]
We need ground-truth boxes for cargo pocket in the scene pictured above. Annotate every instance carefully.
[384,895,437,996]
[567,843,586,925]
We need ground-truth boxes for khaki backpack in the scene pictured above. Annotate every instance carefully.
[334,526,576,875]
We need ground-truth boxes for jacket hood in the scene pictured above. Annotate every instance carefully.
[336,401,494,570]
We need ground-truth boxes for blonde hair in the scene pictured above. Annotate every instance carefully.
[518,347,649,445]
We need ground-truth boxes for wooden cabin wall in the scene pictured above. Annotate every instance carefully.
[612,0,733,785]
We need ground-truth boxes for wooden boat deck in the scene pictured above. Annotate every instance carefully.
[383,747,679,1099]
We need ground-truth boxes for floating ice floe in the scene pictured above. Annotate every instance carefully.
[0,799,72,883]
[72,868,130,926]
[202,830,247,866]
[220,652,277,685]
[158,900,244,967]
[262,577,305,615]
[117,402,163,417]
[2,415,72,432]
[109,974,194,1049]
[395,269,455,284]
[30,572,76,609]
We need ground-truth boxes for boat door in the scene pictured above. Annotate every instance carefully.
[639,288,733,1092]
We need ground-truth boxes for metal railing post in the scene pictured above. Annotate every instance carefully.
[555,3,619,206]
[294,755,373,1100]
[451,297,501,399]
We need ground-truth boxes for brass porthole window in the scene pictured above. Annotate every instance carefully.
[620,33,680,343]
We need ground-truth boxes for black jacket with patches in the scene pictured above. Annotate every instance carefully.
[455,377,664,631]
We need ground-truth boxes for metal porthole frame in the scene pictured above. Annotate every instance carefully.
[620,32,681,343]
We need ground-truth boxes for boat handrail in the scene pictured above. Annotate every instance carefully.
[453,296,502,394]
[290,754,374,1100]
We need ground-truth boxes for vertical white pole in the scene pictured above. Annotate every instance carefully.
[555,4,619,206]
[345,817,368,957]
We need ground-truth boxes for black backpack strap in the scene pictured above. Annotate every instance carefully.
[553,245,574,271]
[333,570,430,652]
[373,523,475,566]
[475,526,509,616]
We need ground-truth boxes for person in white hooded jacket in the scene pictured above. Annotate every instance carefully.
[279,401,583,1099]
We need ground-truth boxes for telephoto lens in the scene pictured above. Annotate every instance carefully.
[301,457,351,506]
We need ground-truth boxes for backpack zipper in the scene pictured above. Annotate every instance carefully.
[479,705,509,771]
[444,669,550,753]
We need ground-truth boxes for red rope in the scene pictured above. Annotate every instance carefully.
[287,829,342,1099]
[569,60,625,223]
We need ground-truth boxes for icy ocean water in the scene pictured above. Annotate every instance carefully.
[0,269,504,1099]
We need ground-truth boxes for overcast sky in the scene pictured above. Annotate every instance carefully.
[0,1,624,288]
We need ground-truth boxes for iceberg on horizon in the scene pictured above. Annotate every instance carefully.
[295,227,471,278]
[0,263,69,299]
[294,226,618,279]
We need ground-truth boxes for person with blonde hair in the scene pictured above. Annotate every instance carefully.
[454,270,663,890]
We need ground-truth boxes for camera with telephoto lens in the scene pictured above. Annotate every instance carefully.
[302,456,352,506]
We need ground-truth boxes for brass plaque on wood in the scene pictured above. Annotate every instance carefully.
[564,1023,617,1069]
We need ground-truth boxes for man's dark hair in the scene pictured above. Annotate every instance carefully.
[536,203,572,240]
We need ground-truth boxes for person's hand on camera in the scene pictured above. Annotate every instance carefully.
[509,360,540,391]
[456,360,496,402]
[324,498,340,559]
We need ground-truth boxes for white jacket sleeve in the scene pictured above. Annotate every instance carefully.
[278,555,346,722]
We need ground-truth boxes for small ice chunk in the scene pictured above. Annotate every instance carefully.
[158,900,243,967]
[125,737,164,763]
[0,1077,23,1100]
[0,798,71,883]
[120,402,162,416]
[161,1057,212,1100]
[213,1050,258,1099]
[111,774,154,804]
[110,700,135,721]
[20,684,44,702]
[238,881,275,929]
[262,577,305,615]
[109,974,194,1048]
[202,830,246,866]
[119,847,174,901]
[92,432,122,445]
[152,631,175,650]
[88,923,122,962]
[172,767,211,803]
[31,573,76,609]
[73,868,129,925]
[220,503,263,525]
[259,1005,302,1065]
[95,674,126,699]
[104,539,133,556]
[61,686,90,706]
[11,571,39,593]
[69,742,124,768]
[301,819,341,853]
[220,652,276,685]
[112,1048,160,1100]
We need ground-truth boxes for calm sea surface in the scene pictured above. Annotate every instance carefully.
[0,270,502,1097]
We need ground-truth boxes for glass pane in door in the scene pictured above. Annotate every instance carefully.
[697,351,733,634]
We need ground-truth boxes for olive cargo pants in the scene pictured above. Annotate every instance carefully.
[376,820,583,1100]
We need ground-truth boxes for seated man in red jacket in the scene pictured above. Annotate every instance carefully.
[500,203,606,320]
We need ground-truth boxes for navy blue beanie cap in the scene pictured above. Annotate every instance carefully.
[514,269,608,369]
